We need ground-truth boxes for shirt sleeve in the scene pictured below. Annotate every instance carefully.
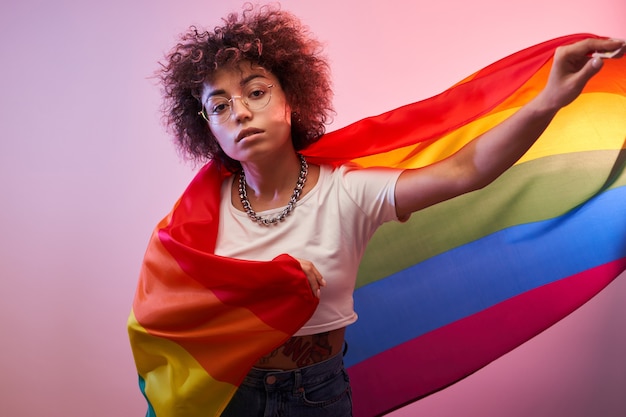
[338,163,404,226]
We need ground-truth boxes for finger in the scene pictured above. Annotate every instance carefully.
[295,257,324,297]
[307,270,321,298]
[303,260,325,287]
[574,54,604,85]
[311,270,325,298]
[613,45,626,59]
[583,39,626,58]
[318,274,327,287]
[560,38,623,64]
[310,272,322,298]
[592,45,626,60]
[565,39,611,74]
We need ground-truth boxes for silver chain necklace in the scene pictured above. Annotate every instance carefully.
[238,154,308,226]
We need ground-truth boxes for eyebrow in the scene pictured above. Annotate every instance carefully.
[206,73,270,99]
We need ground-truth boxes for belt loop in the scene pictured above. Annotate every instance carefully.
[342,341,349,357]
[293,369,304,395]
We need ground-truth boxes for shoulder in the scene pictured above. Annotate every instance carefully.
[330,162,402,185]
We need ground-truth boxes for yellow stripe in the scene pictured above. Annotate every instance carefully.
[520,92,626,163]
[128,311,237,417]
[353,92,626,169]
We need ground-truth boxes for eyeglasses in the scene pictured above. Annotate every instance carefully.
[199,82,274,124]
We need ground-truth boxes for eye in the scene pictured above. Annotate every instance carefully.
[246,84,268,101]
[208,98,230,114]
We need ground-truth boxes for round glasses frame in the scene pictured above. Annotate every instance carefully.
[198,83,275,125]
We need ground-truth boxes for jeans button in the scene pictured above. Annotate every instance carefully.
[266,375,277,384]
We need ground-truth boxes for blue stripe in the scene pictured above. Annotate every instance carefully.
[138,375,156,417]
[345,185,626,367]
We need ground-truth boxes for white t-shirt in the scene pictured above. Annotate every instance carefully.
[214,163,402,336]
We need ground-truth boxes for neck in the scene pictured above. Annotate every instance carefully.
[240,152,303,199]
[238,153,308,225]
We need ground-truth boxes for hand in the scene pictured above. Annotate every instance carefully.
[538,38,625,111]
[295,258,326,298]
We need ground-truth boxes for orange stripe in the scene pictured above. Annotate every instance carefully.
[133,234,291,384]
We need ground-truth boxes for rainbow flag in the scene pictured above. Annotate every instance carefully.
[304,34,626,416]
[128,34,626,416]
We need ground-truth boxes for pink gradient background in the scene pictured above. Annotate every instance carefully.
[1,1,625,416]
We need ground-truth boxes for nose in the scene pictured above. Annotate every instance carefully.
[230,96,252,122]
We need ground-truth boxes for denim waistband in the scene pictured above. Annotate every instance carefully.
[242,351,345,391]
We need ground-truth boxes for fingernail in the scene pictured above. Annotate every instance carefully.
[316,289,321,298]
[592,57,602,68]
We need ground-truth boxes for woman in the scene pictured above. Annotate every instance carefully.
[130,3,624,416]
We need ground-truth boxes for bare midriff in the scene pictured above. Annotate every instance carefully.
[254,327,346,370]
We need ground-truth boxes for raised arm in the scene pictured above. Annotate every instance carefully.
[395,37,625,219]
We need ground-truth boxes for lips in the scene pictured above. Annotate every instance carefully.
[236,128,264,142]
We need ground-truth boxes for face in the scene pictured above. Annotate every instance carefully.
[201,62,293,163]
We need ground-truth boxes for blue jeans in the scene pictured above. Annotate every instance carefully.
[221,352,353,416]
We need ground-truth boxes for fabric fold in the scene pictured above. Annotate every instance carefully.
[129,162,319,417]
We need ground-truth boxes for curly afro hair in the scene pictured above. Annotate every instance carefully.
[158,3,334,172]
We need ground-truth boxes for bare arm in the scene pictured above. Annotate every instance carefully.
[395,37,625,219]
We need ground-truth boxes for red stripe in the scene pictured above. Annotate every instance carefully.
[304,34,595,164]
[158,163,318,333]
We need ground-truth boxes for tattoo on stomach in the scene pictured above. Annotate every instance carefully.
[259,332,333,367]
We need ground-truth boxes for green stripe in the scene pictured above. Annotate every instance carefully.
[357,149,626,288]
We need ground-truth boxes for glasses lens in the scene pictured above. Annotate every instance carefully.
[205,97,231,124]
[203,83,273,124]
[243,82,272,111]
